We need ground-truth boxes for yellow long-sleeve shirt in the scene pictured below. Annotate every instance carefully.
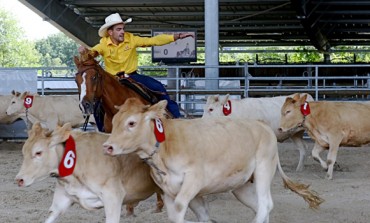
[91,32,174,75]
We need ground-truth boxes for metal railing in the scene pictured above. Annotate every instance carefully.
[2,63,370,115]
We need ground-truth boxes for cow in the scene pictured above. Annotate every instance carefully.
[6,90,94,130]
[15,122,164,223]
[202,93,314,172]
[102,98,323,223]
[0,94,22,124]
[279,93,370,180]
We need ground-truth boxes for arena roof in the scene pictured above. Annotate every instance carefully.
[21,0,370,52]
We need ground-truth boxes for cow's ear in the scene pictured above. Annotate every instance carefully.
[298,94,308,104]
[20,91,28,99]
[221,94,230,104]
[51,123,72,145]
[213,95,219,102]
[28,122,43,139]
[292,93,300,101]
[11,90,15,95]
[147,100,167,119]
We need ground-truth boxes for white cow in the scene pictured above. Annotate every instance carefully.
[0,94,22,124]
[6,90,94,130]
[103,98,323,223]
[202,93,314,171]
[15,122,163,223]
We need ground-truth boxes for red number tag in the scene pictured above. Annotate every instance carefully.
[223,100,232,116]
[58,135,77,177]
[153,118,165,143]
[300,102,311,116]
[24,95,34,108]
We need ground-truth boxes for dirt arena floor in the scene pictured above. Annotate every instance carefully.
[1,139,370,223]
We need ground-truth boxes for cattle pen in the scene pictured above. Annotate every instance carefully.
[1,62,370,139]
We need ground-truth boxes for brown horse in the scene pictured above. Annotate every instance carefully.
[73,53,151,133]
[73,52,164,216]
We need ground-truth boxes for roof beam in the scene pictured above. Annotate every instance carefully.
[20,0,99,47]
[292,0,331,52]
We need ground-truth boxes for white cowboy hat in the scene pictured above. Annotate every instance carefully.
[98,13,132,37]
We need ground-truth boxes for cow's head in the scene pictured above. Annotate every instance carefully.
[6,90,27,116]
[15,122,72,187]
[103,98,167,156]
[279,93,307,133]
[202,94,230,118]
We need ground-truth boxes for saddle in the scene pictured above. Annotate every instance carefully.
[118,77,164,105]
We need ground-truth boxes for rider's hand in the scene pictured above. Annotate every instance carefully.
[78,46,88,54]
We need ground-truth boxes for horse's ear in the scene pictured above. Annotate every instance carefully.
[73,56,80,66]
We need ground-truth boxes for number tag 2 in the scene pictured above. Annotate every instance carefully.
[24,95,34,108]
[300,101,311,116]
[58,135,77,177]
[223,100,232,116]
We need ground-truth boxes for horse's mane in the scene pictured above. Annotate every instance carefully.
[78,51,99,67]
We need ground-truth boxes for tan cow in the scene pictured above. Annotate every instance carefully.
[279,93,370,180]
[15,122,163,223]
[202,93,314,171]
[103,98,323,223]
[6,90,94,130]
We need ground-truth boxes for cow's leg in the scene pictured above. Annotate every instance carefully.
[163,194,212,223]
[326,139,342,180]
[45,183,73,223]
[232,180,257,214]
[311,142,328,169]
[101,187,124,223]
[125,203,136,217]
[188,196,210,222]
[154,192,164,213]
[252,158,276,223]
[290,131,307,171]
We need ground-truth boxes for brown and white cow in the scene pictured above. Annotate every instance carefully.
[15,122,163,223]
[279,93,370,180]
[202,93,314,171]
[103,98,323,223]
[6,90,94,130]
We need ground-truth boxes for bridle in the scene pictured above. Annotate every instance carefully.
[75,63,104,104]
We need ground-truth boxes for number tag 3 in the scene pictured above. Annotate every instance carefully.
[24,95,34,108]
[223,100,232,116]
[153,118,165,143]
[58,135,77,177]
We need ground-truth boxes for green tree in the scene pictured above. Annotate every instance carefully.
[0,8,40,67]
[35,33,79,67]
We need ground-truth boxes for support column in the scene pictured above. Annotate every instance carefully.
[205,0,219,89]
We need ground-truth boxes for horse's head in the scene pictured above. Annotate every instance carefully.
[74,52,103,115]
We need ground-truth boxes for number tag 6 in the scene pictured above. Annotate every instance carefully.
[58,136,77,177]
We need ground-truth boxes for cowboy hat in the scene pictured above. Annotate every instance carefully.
[98,13,132,37]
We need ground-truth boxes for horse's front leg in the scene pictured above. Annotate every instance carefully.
[103,114,112,133]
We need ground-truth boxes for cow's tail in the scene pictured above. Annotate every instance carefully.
[276,155,324,209]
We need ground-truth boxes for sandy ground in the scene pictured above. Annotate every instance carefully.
[1,139,370,223]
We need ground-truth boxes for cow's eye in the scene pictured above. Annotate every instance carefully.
[285,110,291,115]
[35,151,42,157]
[209,108,213,112]
[128,121,136,128]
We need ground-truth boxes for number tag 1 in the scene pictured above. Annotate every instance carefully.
[58,135,77,177]
[153,118,165,143]
[24,95,34,108]
[223,100,232,116]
